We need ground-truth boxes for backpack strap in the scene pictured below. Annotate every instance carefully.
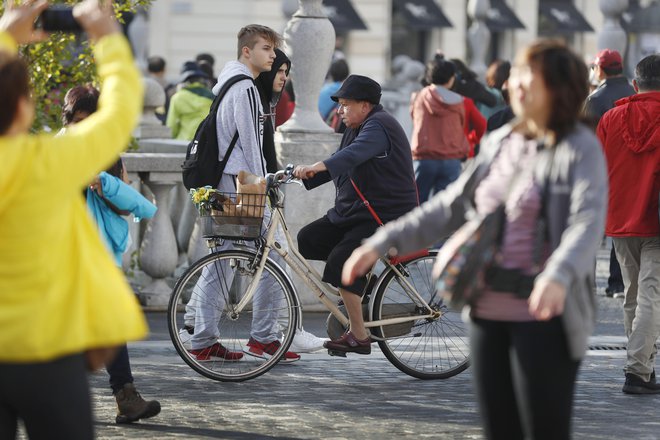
[211,74,253,175]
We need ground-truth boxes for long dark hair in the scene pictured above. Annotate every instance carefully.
[0,52,30,135]
[518,40,589,142]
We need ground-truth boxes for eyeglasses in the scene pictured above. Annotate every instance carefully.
[337,101,355,111]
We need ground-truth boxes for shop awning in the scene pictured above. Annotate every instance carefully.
[486,0,526,31]
[622,1,660,33]
[322,0,368,32]
[539,1,594,34]
[394,0,453,29]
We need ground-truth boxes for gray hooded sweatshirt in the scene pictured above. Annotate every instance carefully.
[213,61,266,181]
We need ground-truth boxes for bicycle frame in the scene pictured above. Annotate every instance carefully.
[228,186,439,340]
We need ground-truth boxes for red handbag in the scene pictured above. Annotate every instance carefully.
[350,179,429,264]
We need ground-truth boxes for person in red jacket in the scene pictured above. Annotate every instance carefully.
[463,96,486,157]
[410,57,469,203]
[596,53,660,395]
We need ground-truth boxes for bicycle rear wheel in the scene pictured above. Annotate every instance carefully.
[371,251,470,380]
[168,249,299,382]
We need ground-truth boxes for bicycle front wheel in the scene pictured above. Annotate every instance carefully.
[371,251,470,380]
[168,249,299,382]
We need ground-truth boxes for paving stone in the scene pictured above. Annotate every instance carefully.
[17,244,660,439]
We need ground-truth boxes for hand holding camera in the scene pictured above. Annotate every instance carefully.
[38,0,120,43]
[0,0,48,44]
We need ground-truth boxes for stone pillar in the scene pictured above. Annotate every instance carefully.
[121,179,145,273]
[122,152,185,308]
[139,178,179,307]
[134,77,171,140]
[127,9,149,72]
[598,0,628,55]
[276,0,342,309]
[279,0,335,133]
[175,191,195,256]
[467,0,491,80]
[187,217,210,265]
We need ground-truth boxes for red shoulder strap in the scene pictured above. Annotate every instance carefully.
[350,178,384,226]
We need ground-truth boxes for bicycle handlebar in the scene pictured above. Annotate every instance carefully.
[266,164,299,190]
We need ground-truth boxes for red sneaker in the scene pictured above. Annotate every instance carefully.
[245,337,300,363]
[189,342,243,362]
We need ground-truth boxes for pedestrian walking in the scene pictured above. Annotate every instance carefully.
[0,1,147,438]
[343,40,607,440]
[476,59,510,121]
[596,53,660,394]
[61,85,162,423]
[166,61,213,141]
[585,48,637,298]
[255,48,327,352]
[185,24,303,362]
[410,56,468,203]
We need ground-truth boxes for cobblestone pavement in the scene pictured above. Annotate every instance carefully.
[23,243,660,439]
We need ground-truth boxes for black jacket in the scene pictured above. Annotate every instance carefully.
[584,76,635,123]
[305,105,418,226]
[255,49,291,173]
[452,77,497,108]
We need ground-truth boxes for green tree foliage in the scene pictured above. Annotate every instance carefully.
[0,0,152,133]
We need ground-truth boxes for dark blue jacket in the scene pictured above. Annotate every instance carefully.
[585,76,635,123]
[305,104,417,226]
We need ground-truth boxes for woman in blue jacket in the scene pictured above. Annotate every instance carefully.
[62,85,161,424]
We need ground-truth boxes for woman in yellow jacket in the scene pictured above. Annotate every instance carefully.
[0,2,146,439]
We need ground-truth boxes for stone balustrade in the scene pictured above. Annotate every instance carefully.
[122,142,187,307]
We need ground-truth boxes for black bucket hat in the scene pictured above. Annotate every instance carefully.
[331,74,381,105]
[179,61,209,83]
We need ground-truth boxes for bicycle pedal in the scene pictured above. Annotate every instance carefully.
[327,349,347,358]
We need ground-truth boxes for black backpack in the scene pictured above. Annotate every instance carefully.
[181,74,253,190]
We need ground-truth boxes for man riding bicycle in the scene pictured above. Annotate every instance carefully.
[294,74,418,354]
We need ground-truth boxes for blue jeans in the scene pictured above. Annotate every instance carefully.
[414,159,462,203]
[106,344,133,394]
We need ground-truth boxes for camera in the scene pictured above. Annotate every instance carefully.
[36,6,83,33]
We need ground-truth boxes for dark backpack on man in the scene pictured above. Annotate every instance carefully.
[181,74,253,190]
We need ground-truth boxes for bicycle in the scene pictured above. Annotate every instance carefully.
[168,165,470,382]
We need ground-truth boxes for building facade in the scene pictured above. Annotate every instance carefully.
[144,0,657,83]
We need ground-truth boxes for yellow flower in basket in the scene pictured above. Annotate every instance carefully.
[189,186,222,216]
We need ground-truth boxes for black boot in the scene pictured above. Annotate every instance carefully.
[114,383,161,424]
[622,373,660,395]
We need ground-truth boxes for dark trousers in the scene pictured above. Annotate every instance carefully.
[607,245,624,291]
[0,353,93,440]
[298,216,379,295]
[470,317,580,440]
[106,344,133,394]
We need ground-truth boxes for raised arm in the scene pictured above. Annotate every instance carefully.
[36,0,144,195]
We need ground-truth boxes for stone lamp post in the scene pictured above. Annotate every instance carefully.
[279,0,335,133]
[468,0,491,80]
[598,0,628,55]
[276,0,343,309]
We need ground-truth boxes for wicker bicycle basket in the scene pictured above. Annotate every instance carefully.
[199,192,266,240]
